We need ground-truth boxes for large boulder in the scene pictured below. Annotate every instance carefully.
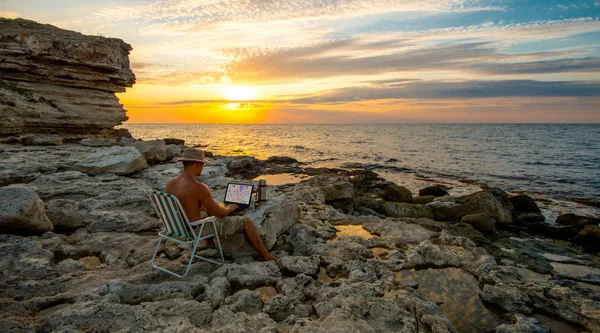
[556,213,600,227]
[514,212,545,224]
[460,214,497,234]
[429,188,513,224]
[219,196,299,257]
[163,138,185,145]
[510,195,544,225]
[571,225,600,253]
[376,182,412,203]
[418,185,449,197]
[29,171,157,233]
[165,144,181,160]
[382,202,433,219]
[322,181,355,202]
[509,195,541,214]
[0,186,53,234]
[412,195,436,205]
[44,199,85,231]
[226,157,264,178]
[133,140,167,164]
[75,146,148,175]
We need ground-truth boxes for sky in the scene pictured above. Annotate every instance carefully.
[1,0,600,123]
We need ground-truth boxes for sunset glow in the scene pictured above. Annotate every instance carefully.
[222,86,256,101]
[4,0,599,123]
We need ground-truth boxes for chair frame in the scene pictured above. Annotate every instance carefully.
[149,190,225,278]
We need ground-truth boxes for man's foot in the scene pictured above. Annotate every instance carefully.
[262,253,277,261]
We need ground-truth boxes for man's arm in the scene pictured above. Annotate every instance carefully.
[196,183,237,217]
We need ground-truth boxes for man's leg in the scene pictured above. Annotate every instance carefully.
[242,217,277,261]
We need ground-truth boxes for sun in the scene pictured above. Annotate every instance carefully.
[222,85,256,101]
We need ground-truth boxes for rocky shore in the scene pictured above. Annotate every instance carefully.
[1,138,600,333]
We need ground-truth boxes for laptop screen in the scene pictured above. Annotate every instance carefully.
[224,183,254,205]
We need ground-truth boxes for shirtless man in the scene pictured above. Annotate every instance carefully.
[166,148,276,261]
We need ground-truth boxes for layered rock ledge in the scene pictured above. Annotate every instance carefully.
[0,18,135,139]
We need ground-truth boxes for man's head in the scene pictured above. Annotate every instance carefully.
[178,148,208,175]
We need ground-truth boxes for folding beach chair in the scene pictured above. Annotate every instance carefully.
[149,190,225,278]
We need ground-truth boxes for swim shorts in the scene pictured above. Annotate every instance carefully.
[200,215,245,239]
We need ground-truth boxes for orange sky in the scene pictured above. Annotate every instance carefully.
[6,0,599,123]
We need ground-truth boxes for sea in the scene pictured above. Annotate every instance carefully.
[122,124,600,221]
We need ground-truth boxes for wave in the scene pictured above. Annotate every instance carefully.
[340,162,413,173]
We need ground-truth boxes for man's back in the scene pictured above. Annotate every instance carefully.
[166,175,204,221]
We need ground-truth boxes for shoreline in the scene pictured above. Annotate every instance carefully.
[1,138,600,332]
[121,123,600,211]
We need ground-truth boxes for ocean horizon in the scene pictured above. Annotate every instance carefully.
[123,123,600,209]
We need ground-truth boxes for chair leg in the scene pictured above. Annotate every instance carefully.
[151,237,194,278]
[150,236,164,269]
[181,238,200,277]
[212,221,225,264]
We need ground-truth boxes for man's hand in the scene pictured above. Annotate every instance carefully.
[226,204,238,214]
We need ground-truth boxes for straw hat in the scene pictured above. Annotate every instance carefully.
[177,148,209,164]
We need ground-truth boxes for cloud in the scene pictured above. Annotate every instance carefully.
[220,38,600,85]
[90,0,495,30]
[394,17,600,45]
[470,57,600,75]
[288,80,600,103]
[222,41,490,83]
[136,70,222,85]
[45,0,599,90]
[158,79,600,105]
[161,99,267,105]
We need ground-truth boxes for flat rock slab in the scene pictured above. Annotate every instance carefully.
[364,220,436,244]
[551,263,600,278]
[512,267,551,282]
[542,253,586,265]
[75,146,148,175]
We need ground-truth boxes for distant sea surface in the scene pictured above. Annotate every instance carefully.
[123,124,600,203]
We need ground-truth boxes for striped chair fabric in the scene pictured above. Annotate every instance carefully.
[150,190,192,239]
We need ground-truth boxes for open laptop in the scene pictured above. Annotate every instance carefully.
[223,182,254,214]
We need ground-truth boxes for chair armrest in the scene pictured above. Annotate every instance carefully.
[189,216,217,226]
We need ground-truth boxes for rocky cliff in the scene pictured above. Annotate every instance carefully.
[0,18,135,139]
